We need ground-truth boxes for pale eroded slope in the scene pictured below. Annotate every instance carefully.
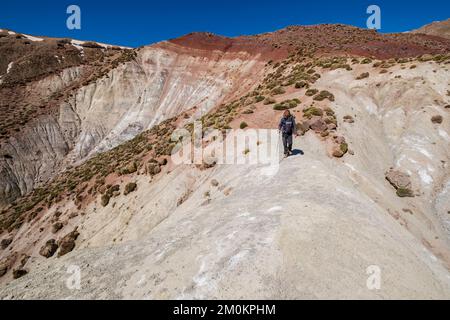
[0,42,266,207]
[1,60,449,299]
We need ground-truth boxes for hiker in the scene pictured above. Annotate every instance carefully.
[278,110,297,157]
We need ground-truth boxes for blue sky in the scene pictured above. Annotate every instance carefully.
[1,0,449,47]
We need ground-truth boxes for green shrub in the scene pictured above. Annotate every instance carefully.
[254,95,265,103]
[271,87,286,95]
[305,89,319,96]
[313,90,335,102]
[240,122,248,129]
[273,99,299,111]
[295,81,308,89]
[303,107,323,118]
[263,98,276,105]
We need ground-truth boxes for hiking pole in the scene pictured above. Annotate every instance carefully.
[276,130,281,161]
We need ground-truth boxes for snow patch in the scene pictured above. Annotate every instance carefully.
[23,34,43,42]
[267,206,283,213]
[6,62,13,74]
[71,40,85,57]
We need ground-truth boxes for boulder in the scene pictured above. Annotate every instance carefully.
[332,143,348,158]
[310,119,328,133]
[431,115,443,124]
[101,194,110,207]
[124,182,137,196]
[12,269,28,279]
[385,169,414,198]
[148,163,161,176]
[0,261,8,277]
[39,239,58,258]
[211,179,220,187]
[386,169,412,190]
[58,229,80,257]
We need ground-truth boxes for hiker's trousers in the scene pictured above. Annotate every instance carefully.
[282,133,293,155]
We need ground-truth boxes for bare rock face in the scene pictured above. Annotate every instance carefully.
[39,239,58,258]
[57,229,80,257]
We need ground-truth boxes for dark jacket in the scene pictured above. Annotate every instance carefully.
[279,115,296,135]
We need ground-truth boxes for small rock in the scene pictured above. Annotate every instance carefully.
[327,123,337,131]
[397,188,414,198]
[101,194,110,207]
[356,72,369,80]
[211,179,219,187]
[12,269,28,279]
[51,222,64,234]
[343,115,355,123]
[1,237,13,250]
[39,239,58,258]
[0,262,8,277]
[333,136,346,145]
[68,212,79,219]
[386,169,412,189]
[19,254,29,268]
[58,229,80,257]
[431,115,443,124]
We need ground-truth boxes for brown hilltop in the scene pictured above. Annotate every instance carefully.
[412,18,450,40]
[169,24,450,60]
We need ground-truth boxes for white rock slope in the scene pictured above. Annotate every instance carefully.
[1,60,449,299]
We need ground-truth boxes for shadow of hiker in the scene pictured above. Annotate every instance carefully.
[291,149,304,156]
